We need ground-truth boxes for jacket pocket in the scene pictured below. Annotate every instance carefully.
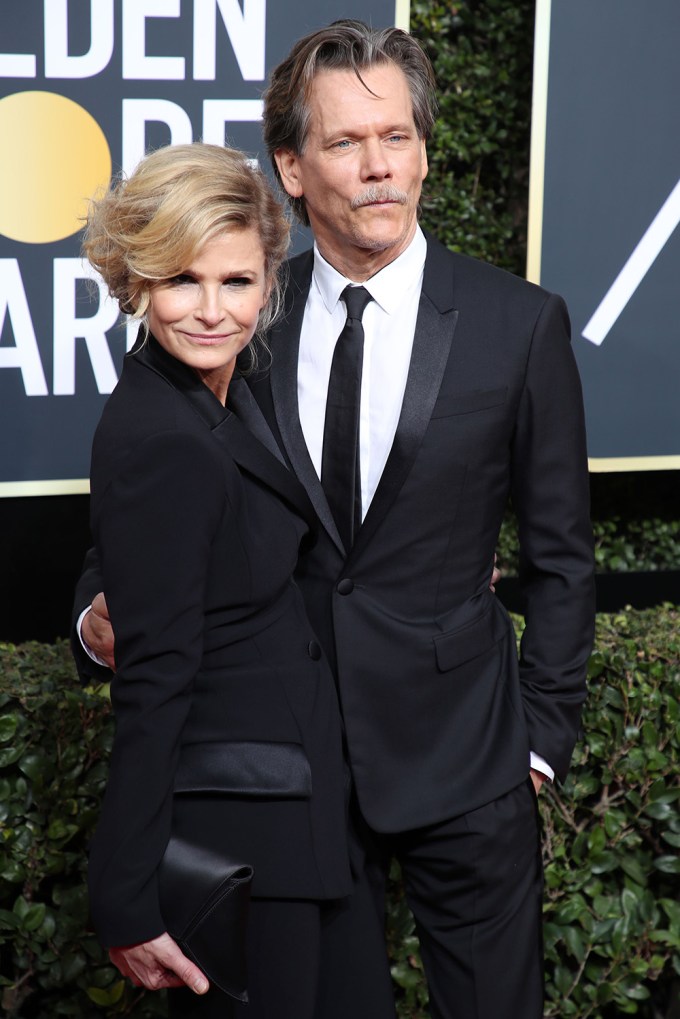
[434,606,509,672]
[430,386,507,419]
[174,741,312,799]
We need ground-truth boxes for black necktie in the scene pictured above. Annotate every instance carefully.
[321,285,373,550]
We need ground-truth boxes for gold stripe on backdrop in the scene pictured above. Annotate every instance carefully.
[0,480,90,497]
[394,0,410,31]
[526,0,551,285]
[589,456,680,473]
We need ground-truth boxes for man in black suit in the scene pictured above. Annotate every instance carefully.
[77,21,595,1019]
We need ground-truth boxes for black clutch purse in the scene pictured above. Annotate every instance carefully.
[157,739,304,1002]
[158,830,253,1002]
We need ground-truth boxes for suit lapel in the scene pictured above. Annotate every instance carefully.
[348,235,459,564]
[136,336,318,535]
[211,406,318,537]
[226,375,286,465]
[270,251,346,555]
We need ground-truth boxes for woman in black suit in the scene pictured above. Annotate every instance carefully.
[82,143,352,1018]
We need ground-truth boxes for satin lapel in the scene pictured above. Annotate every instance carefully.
[226,375,286,465]
[348,237,459,564]
[270,251,346,555]
[210,412,318,536]
[137,338,317,534]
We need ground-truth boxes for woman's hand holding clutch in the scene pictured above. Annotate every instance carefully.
[109,931,209,995]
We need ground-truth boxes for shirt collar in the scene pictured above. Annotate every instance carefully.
[311,226,427,315]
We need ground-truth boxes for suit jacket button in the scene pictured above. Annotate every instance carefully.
[308,640,322,661]
[337,578,354,595]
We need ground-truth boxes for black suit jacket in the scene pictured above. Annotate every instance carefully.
[86,338,351,949]
[247,232,595,833]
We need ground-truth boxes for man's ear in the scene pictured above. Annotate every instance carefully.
[420,138,428,183]
[274,149,304,199]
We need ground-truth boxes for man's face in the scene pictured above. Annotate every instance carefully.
[275,62,428,278]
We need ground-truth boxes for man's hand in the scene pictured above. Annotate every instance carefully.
[82,592,116,671]
[109,932,209,994]
[529,768,546,796]
[490,553,501,592]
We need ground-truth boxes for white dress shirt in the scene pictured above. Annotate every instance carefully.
[298,228,427,520]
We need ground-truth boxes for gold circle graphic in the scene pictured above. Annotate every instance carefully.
[0,91,112,244]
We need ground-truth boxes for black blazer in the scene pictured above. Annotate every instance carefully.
[86,338,351,949]
[247,232,596,833]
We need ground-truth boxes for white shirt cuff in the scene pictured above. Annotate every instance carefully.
[76,607,110,668]
[530,752,554,782]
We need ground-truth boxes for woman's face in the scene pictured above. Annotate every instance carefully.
[147,227,268,402]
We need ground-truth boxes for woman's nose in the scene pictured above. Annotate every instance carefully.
[195,287,226,325]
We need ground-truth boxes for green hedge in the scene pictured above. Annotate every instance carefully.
[0,643,162,1018]
[1,608,678,1017]
[388,607,680,1018]
[411,0,535,276]
[496,514,680,577]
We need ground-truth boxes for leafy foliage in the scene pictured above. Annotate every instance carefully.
[387,607,680,1019]
[0,641,163,1018]
[539,608,680,1017]
[411,0,535,275]
[497,513,680,577]
[592,519,680,575]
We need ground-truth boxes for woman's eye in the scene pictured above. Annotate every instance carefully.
[168,273,195,286]
[226,277,252,287]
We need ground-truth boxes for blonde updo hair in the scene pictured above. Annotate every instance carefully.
[83,143,290,348]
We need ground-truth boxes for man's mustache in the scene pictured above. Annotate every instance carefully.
[350,185,408,209]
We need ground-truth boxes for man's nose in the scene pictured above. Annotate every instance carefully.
[360,139,392,181]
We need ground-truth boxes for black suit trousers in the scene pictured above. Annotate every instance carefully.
[356,778,544,1019]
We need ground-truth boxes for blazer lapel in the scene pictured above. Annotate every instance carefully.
[226,375,286,465]
[136,336,318,535]
[270,251,346,555]
[211,408,318,538]
[348,235,459,564]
